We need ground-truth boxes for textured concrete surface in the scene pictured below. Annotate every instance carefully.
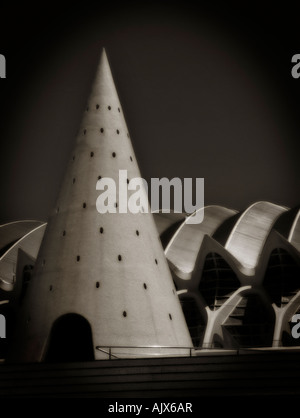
[7,49,192,362]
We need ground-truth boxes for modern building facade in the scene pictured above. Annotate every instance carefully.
[1,49,193,363]
[0,49,299,364]
[160,202,300,349]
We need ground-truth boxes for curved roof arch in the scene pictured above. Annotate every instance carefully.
[152,210,186,236]
[288,209,300,253]
[0,220,44,255]
[0,223,47,291]
[224,201,287,272]
[165,205,237,280]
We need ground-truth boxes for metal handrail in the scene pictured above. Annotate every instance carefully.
[95,345,194,359]
[95,344,298,360]
[96,347,119,359]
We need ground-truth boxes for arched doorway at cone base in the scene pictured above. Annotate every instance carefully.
[44,313,94,363]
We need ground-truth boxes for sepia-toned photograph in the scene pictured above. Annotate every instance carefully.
[0,1,299,409]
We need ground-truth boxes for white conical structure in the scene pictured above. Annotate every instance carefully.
[10,49,192,362]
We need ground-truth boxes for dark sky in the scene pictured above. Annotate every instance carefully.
[0,2,299,223]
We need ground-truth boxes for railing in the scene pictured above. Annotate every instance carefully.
[95,344,300,360]
[96,347,120,359]
[95,345,195,360]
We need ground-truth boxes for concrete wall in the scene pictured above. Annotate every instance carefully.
[8,49,192,362]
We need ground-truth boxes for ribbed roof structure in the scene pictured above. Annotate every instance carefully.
[0,49,299,359]
[163,202,300,350]
[2,200,300,356]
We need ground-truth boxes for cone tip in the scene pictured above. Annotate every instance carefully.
[101,47,107,57]
[99,47,110,66]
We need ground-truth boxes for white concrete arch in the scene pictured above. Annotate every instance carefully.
[0,223,47,291]
[165,205,237,280]
[0,220,44,254]
[225,201,287,274]
[288,209,300,253]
